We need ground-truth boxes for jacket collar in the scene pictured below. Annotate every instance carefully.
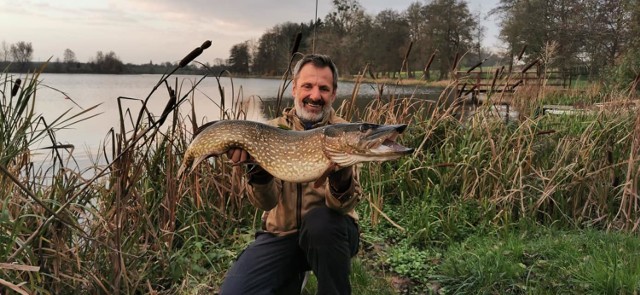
[282,107,337,130]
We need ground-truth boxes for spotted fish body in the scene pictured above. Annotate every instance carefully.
[177,120,413,183]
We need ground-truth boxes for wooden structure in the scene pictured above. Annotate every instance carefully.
[454,59,572,103]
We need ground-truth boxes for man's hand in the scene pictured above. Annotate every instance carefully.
[227,148,250,165]
[227,148,273,184]
[328,166,353,195]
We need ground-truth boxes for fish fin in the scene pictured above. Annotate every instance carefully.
[324,147,358,167]
[314,163,338,188]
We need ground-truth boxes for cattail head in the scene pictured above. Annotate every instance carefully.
[11,78,21,97]
[178,40,212,68]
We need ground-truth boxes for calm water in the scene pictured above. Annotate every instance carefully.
[24,73,438,169]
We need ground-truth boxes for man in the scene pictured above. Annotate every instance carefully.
[220,54,361,294]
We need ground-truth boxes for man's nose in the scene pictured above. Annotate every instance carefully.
[309,87,321,99]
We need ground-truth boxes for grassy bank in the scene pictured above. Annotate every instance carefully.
[1,62,639,294]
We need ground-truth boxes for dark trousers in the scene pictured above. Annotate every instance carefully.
[219,207,360,295]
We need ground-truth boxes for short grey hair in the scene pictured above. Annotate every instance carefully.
[292,54,339,90]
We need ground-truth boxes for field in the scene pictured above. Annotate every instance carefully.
[1,62,640,294]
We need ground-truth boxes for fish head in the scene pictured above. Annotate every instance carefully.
[322,123,414,167]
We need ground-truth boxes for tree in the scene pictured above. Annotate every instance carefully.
[422,0,478,78]
[365,9,411,76]
[324,0,367,35]
[227,41,251,74]
[318,0,372,76]
[493,0,636,76]
[469,12,487,65]
[404,2,432,78]
[1,41,9,62]
[92,50,124,73]
[63,48,77,63]
[582,0,634,75]
[252,22,314,75]
[10,41,33,63]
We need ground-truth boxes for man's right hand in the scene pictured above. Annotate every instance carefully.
[227,148,251,165]
[227,148,273,184]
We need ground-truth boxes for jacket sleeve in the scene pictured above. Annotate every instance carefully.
[324,165,362,214]
[246,178,280,211]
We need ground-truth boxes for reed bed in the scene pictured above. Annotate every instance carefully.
[1,50,640,294]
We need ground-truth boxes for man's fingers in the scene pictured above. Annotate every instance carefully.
[228,149,241,163]
[239,150,248,163]
[227,148,251,165]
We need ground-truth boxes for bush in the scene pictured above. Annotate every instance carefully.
[602,48,640,95]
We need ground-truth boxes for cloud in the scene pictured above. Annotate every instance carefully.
[110,0,323,28]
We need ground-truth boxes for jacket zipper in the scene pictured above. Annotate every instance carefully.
[296,183,302,229]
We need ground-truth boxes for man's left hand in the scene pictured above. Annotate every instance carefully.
[328,166,353,194]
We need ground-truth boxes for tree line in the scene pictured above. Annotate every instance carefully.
[3,0,638,82]
[0,41,210,75]
[228,0,639,82]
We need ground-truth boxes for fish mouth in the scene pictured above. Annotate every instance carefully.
[362,124,414,157]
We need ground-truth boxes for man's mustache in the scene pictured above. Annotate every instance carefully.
[302,97,326,106]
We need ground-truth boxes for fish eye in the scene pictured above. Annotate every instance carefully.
[359,123,375,133]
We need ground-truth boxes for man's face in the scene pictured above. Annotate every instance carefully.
[292,63,336,124]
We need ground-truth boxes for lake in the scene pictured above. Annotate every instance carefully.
[25,73,439,169]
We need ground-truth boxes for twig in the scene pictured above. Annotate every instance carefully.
[365,195,405,232]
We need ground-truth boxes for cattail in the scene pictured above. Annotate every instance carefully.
[11,78,21,97]
[157,87,176,127]
[467,58,487,73]
[451,52,460,71]
[290,32,302,56]
[517,45,527,61]
[178,40,212,68]
[521,59,538,73]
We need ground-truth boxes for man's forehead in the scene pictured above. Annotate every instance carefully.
[296,65,334,85]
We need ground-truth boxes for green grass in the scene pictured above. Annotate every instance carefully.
[435,226,640,294]
[353,208,640,294]
[302,258,396,295]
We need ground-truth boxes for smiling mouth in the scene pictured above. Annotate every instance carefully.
[303,97,325,110]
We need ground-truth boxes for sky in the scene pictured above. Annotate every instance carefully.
[0,0,502,65]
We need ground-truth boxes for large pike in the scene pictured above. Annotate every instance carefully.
[178,120,413,186]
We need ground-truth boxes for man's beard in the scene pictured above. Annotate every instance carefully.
[294,97,330,124]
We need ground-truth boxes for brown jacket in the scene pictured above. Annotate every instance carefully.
[246,107,362,236]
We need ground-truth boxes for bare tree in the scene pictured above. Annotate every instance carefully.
[325,0,366,35]
[1,41,9,62]
[63,48,77,63]
[10,41,33,63]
